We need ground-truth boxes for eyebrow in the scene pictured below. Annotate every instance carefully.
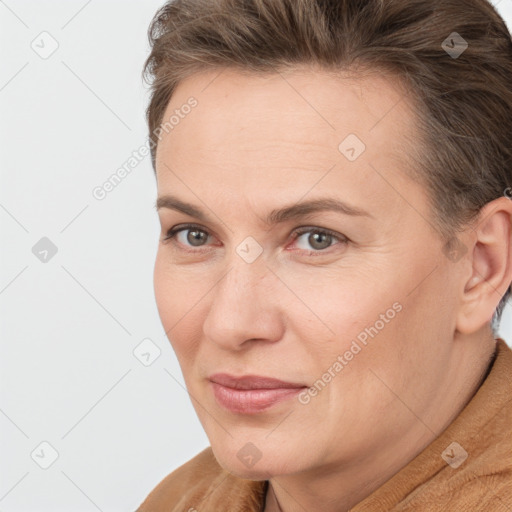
[156,194,373,225]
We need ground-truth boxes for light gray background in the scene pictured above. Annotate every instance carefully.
[1,1,511,510]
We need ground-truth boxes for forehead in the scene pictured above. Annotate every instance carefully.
[157,66,415,159]
[154,66,425,226]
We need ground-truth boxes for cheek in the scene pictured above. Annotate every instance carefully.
[291,263,421,385]
[278,264,380,329]
[154,252,199,317]
[283,286,404,399]
[153,252,207,360]
[153,253,194,347]
[296,277,400,349]
[153,252,174,324]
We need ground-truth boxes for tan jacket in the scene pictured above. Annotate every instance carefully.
[137,338,512,511]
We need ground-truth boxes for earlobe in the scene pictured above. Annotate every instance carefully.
[455,197,512,335]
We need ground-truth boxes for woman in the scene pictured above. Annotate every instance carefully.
[137,0,512,510]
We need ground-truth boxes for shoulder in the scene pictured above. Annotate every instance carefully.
[353,339,512,511]
[402,338,512,510]
[136,446,267,512]
[136,447,221,511]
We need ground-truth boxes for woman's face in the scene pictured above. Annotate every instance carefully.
[153,67,461,479]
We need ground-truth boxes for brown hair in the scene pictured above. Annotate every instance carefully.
[142,0,512,330]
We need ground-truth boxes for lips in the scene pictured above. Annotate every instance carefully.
[209,373,306,390]
[208,373,307,414]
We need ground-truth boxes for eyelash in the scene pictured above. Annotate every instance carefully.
[162,223,348,255]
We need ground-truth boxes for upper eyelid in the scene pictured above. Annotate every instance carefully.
[166,223,217,240]
[166,223,342,237]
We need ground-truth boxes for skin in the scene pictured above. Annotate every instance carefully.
[153,66,512,512]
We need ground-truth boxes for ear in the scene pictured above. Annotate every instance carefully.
[455,196,512,335]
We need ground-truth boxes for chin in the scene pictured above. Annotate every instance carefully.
[224,463,272,481]
[211,441,298,480]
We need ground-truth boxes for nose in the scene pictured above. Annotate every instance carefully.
[202,253,285,351]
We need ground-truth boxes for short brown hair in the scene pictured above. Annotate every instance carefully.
[142,0,512,329]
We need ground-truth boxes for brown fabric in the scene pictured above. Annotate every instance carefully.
[137,338,512,511]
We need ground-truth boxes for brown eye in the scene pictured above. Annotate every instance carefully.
[292,227,347,253]
[163,224,212,248]
[306,232,333,250]
[185,229,209,246]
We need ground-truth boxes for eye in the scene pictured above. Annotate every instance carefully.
[161,224,348,254]
[162,223,212,251]
[290,227,347,253]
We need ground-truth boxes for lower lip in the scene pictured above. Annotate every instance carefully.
[210,382,305,414]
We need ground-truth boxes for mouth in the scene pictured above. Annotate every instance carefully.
[208,373,308,414]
